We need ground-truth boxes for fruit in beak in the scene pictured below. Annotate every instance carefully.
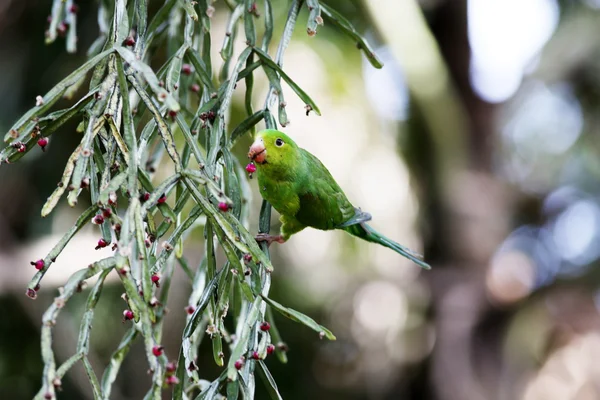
[248,138,267,164]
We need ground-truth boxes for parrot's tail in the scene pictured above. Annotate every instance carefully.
[343,223,431,270]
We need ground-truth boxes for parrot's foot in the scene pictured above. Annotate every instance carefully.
[255,233,286,247]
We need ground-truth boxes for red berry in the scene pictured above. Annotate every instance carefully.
[168,110,177,118]
[37,137,48,151]
[152,345,164,357]
[95,238,109,250]
[251,351,260,360]
[185,305,195,315]
[266,344,275,355]
[69,4,79,13]
[140,192,150,202]
[92,214,105,225]
[166,362,176,373]
[234,359,244,370]
[123,36,136,46]
[102,208,112,218]
[218,202,229,212]
[123,310,134,321]
[190,84,200,93]
[31,259,45,270]
[182,64,193,75]
[260,321,270,331]
[157,194,167,204]
[151,274,160,286]
[245,163,257,174]
[243,253,252,263]
[165,375,179,385]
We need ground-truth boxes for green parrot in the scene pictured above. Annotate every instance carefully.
[247,129,430,270]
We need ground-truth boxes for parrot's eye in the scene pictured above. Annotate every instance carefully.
[275,138,284,147]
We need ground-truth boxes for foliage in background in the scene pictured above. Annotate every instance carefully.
[0,0,382,399]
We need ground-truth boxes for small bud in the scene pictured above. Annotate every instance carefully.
[260,321,270,332]
[123,309,134,322]
[152,345,164,357]
[119,267,128,275]
[251,351,260,360]
[234,359,244,370]
[69,4,79,14]
[44,393,52,400]
[31,259,45,270]
[145,239,151,248]
[108,192,118,205]
[185,305,195,315]
[157,194,167,204]
[199,112,208,121]
[57,21,68,36]
[206,5,215,17]
[95,238,109,250]
[102,208,112,218]
[92,214,105,225]
[218,202,229,212]
[266,344,275,355]
[319,331,325,340]
[190,83,200,93]
[245,163,257,174]
[151,274,160,287]
[168,110,177,120]
[207,110,216,122]
[113,224,122,233]
[305,104,313,116]
[36,95,44,106]
[165,375,179,386]
[80,177,90,188]
[16,143,26,153]
[123,36,136,46]
[52,377,62,390]
[205,324,217,336]
[166,362,176,373]
[149,296,160,307]
[182,64,193,75]
[37,137,48,151]
[277,342,289,352]
[26,288,37,299]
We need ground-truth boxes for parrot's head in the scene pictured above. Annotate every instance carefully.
[248,129,299,168]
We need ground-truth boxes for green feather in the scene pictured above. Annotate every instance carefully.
[252,129,431,270]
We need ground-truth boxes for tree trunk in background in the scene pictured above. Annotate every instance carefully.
[404,1,514,399]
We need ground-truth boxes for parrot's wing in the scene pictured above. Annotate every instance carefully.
[294,149,356,229]
[336,208,372,228]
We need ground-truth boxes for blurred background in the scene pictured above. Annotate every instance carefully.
[1,0,599,399]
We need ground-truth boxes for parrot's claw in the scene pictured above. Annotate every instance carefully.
[255,233,285,247]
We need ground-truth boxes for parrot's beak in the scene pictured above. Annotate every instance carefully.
[248,138,267,164]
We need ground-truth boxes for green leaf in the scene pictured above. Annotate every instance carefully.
[115,46,180,111]
[257,360,283,400]
[261,295,336,340]
[4,48,114,142]
[320,3,384,69]
[252,47,321,116]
